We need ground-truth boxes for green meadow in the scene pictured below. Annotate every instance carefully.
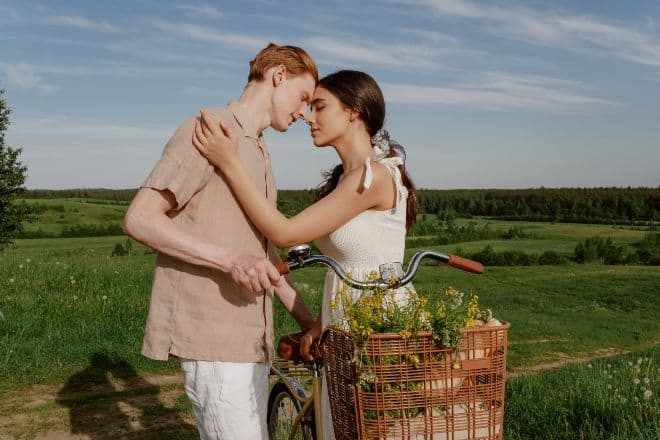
[0,199,658,439]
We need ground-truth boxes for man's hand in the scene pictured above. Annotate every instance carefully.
[227,251,282,293]
[301,321,322,361]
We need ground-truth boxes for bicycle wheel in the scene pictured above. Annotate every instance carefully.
[267,381,315,440]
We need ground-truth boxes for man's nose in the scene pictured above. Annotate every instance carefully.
[295,105,308,120]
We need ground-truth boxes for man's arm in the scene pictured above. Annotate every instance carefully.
[123,187,281,292]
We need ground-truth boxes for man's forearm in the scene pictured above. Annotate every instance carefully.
[123,188,230,271]
[126,211,231,272]
[124,188,281,293]
[274,280,315,330]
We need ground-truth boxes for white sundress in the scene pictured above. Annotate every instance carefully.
[314,152,410,440]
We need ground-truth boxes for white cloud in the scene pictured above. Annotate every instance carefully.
[382,72,615,109]
[43,15,121,33]
[3,63,59,95]
[303,36,445,69]
[5,64,42,89]
[175,4,224,19]
[397,0,660,68]
[147,20,267,50]
[554,16,660,67]
[7,117,172,189]
[10,117,170,142]
[0,60,228,81]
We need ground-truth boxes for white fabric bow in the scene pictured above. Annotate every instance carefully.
[362,146,407,200]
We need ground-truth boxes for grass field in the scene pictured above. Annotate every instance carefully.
[20,199,127,235]
[0,205,658,439]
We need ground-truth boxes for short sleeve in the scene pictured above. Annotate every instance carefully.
[141,116,215,210]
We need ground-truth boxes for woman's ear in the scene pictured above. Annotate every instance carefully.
[271,64,287,87]
[348,108,360,122]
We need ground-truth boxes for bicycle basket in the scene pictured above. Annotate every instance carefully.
[323,322,510,440]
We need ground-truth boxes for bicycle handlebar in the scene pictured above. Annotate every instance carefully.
[275,244,483,290]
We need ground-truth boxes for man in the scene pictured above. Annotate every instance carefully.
[123,43,318,439]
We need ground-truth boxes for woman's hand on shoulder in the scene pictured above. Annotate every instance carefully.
[192,109,239,171]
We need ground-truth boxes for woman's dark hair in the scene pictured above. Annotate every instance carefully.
[313,70,418,231]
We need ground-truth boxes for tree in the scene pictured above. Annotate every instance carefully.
[0,89,32,249]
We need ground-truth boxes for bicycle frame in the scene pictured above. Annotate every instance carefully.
[269,360,323,440]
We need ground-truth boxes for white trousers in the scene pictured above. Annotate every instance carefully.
[180,359,269,440]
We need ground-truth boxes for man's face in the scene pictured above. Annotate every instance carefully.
[270,72,316,132]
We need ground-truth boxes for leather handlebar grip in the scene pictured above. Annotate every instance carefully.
[447,254,484,274]
[277,332,303,361]
[275,262,290,275]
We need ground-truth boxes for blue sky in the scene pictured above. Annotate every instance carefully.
[1,0,659,190]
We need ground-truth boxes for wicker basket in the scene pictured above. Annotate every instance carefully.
[323,322,510,440]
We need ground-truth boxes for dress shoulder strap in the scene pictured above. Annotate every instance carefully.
[362,146,408,201]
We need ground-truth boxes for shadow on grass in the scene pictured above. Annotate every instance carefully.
[56,352,197,439]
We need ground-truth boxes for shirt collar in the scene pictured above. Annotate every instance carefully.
[228,99,260,140]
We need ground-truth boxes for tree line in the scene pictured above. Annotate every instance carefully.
[23,187,660,223]
[416,187,659,224]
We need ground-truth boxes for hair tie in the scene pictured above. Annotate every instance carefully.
[370,129,390,152]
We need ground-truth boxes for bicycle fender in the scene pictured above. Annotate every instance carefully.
[285,377,307,400]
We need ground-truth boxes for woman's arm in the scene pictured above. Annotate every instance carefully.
[193,110,395,247]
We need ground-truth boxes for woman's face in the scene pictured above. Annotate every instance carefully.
[306,86,353,147]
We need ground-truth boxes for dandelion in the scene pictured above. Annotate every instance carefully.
[9,278,14,283]
[73,295,78,301]
[607,384,612,389]
[71,280,76,285]
[25,258,31,263]
[628,361,633,367]
[644,390,653,400]
[634,378,641,385]
[102,295,108,300]
[18,264,23,269]
[587,364,592,369]
[607,364,612,369]
[643,377,650,385]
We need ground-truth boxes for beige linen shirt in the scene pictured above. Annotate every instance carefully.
[140,100,277,363]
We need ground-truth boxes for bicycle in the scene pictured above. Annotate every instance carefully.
[267,244,484,440]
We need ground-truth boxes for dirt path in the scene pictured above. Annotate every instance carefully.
[0,348,635,439]
[507,347,628,378]
[0,373,197,440]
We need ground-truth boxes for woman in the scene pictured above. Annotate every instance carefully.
[193,70,417,439]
